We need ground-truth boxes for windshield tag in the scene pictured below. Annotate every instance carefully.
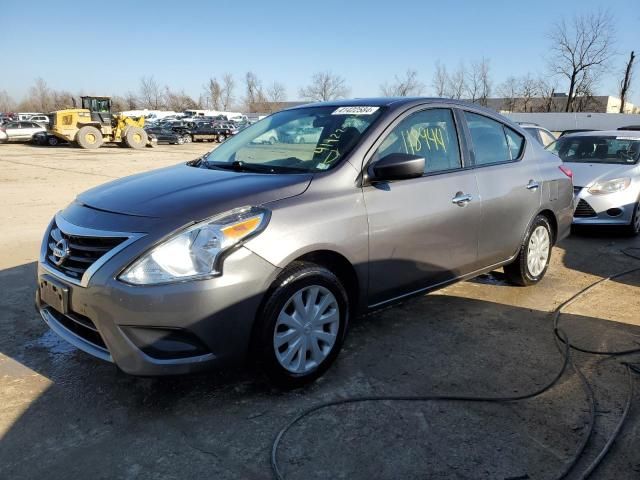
[332,106,379,115]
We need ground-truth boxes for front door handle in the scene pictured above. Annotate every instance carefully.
[526,180,540,191]
[452,192,473,206]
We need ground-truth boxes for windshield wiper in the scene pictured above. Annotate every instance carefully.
[203,160,307,174]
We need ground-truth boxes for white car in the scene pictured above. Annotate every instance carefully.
[0,128,7,143]
[0,121,46,142]
[547,130,640,235]
[28,115,50,126]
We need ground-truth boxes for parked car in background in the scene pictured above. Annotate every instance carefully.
[144,126,189,145]
[559,129,598,137]
[28,115,50,126]
[36,98,572,386]
[190,122,238,142]
[291,126,322,144]
[547,130,640,235]
[519,123,556,147]
[0,121,46,142]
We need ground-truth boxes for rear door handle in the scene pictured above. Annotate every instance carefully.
[452,192,473,206]
[527,180,540,191]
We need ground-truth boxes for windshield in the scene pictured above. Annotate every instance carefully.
[546,135,640,165]
[196,106,384,173]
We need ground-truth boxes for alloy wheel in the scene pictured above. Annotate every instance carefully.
[273,285,340,374]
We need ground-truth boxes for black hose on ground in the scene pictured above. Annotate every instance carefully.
[271,248,640,480]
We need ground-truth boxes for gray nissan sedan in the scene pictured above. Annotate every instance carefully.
[37,98,573,386]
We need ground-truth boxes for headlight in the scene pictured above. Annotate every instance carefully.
[119,207,269,285]
[587,178,631,195]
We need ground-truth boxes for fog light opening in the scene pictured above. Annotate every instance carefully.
[606,208,623,217]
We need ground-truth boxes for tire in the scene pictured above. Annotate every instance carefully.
[504,215,553,286]
[47,136,59,146]
[254,262,349,388]
[124,126,148,149]
[184,135,192,143]
[76,126,103,149]
[625,200,640,236]
[217,134,226,143]
[176,136,185,145]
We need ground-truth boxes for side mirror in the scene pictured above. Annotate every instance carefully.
[370,153,425,181]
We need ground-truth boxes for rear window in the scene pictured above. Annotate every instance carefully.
[546,135,640,164]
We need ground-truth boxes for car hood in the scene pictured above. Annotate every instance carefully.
[563,162,637,187]
[76,163,312,220]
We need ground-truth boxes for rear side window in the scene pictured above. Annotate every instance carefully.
[538,129,556,147]
[464,112,523,165]
[374,108,462,174]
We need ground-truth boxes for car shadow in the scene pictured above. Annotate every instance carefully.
[2,257,640,479]
[559,226,640,287]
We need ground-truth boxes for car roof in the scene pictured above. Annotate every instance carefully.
[288,97,492,110]
[564,130,640,137]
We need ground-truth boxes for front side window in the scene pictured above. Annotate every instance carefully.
[546,135,640,165]
[465,112,522,165]
[199,106,384,173]
[373,108,462,174]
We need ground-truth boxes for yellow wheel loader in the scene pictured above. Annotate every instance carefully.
[48,96,155,149]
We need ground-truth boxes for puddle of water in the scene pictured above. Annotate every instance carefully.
[26,330,77,355]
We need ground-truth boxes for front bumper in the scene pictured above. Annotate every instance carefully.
[37,222,280,375]
[572,186,638,226]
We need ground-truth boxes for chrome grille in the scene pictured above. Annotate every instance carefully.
[574,199,597,218]
[46,221,126,280]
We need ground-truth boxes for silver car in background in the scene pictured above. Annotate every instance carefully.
[36,98,573,387]
[547,131,640,235]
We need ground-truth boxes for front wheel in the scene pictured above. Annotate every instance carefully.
[217,134,226,142]
[254,262,349,388]
[504,215,553,286]
[626,201,640,236]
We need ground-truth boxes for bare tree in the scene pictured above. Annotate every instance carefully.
[519,74,538,112]
[265,81,287,112]
[124,91,138,110]
[0,90,15,112]
[536,77,559,112]
[244,71,268,112]
[447,63,466,99]
[380,69,424,96]
[432,62,449,97]
[299,71,349,102]
[497,76,520,112]
[165,87,198,112]
[139,76,164,109]
[478,58,492,106]
[548,10,615,112]
[205,77,222,110]
[27,77,51,112]
[619,50,635,113]
[221,73,235,110]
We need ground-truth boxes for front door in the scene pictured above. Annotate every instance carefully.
[363,107,480,306]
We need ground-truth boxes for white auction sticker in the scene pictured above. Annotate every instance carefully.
[616,136,640,141]
[332,106,380,115]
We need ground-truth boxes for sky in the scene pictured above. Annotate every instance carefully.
[2,0,639,105]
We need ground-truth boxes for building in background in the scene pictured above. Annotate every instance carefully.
[484,95,638,114]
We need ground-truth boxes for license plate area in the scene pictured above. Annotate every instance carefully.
[39,275,69,314]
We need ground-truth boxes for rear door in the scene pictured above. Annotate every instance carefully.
[4,122,21,139]
[363,106,480,306]
[461,111,542,266]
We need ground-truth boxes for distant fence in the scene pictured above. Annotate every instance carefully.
[505,112,640,132]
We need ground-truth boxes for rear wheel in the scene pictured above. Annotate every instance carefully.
[176,136,185,145]
[47,136,59,146]
[76,126,103,149]
[626,201,640,236]
[254,262,349,388]
[124,127,147,149]
[217,134,226,142]
[504,215,553,286]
